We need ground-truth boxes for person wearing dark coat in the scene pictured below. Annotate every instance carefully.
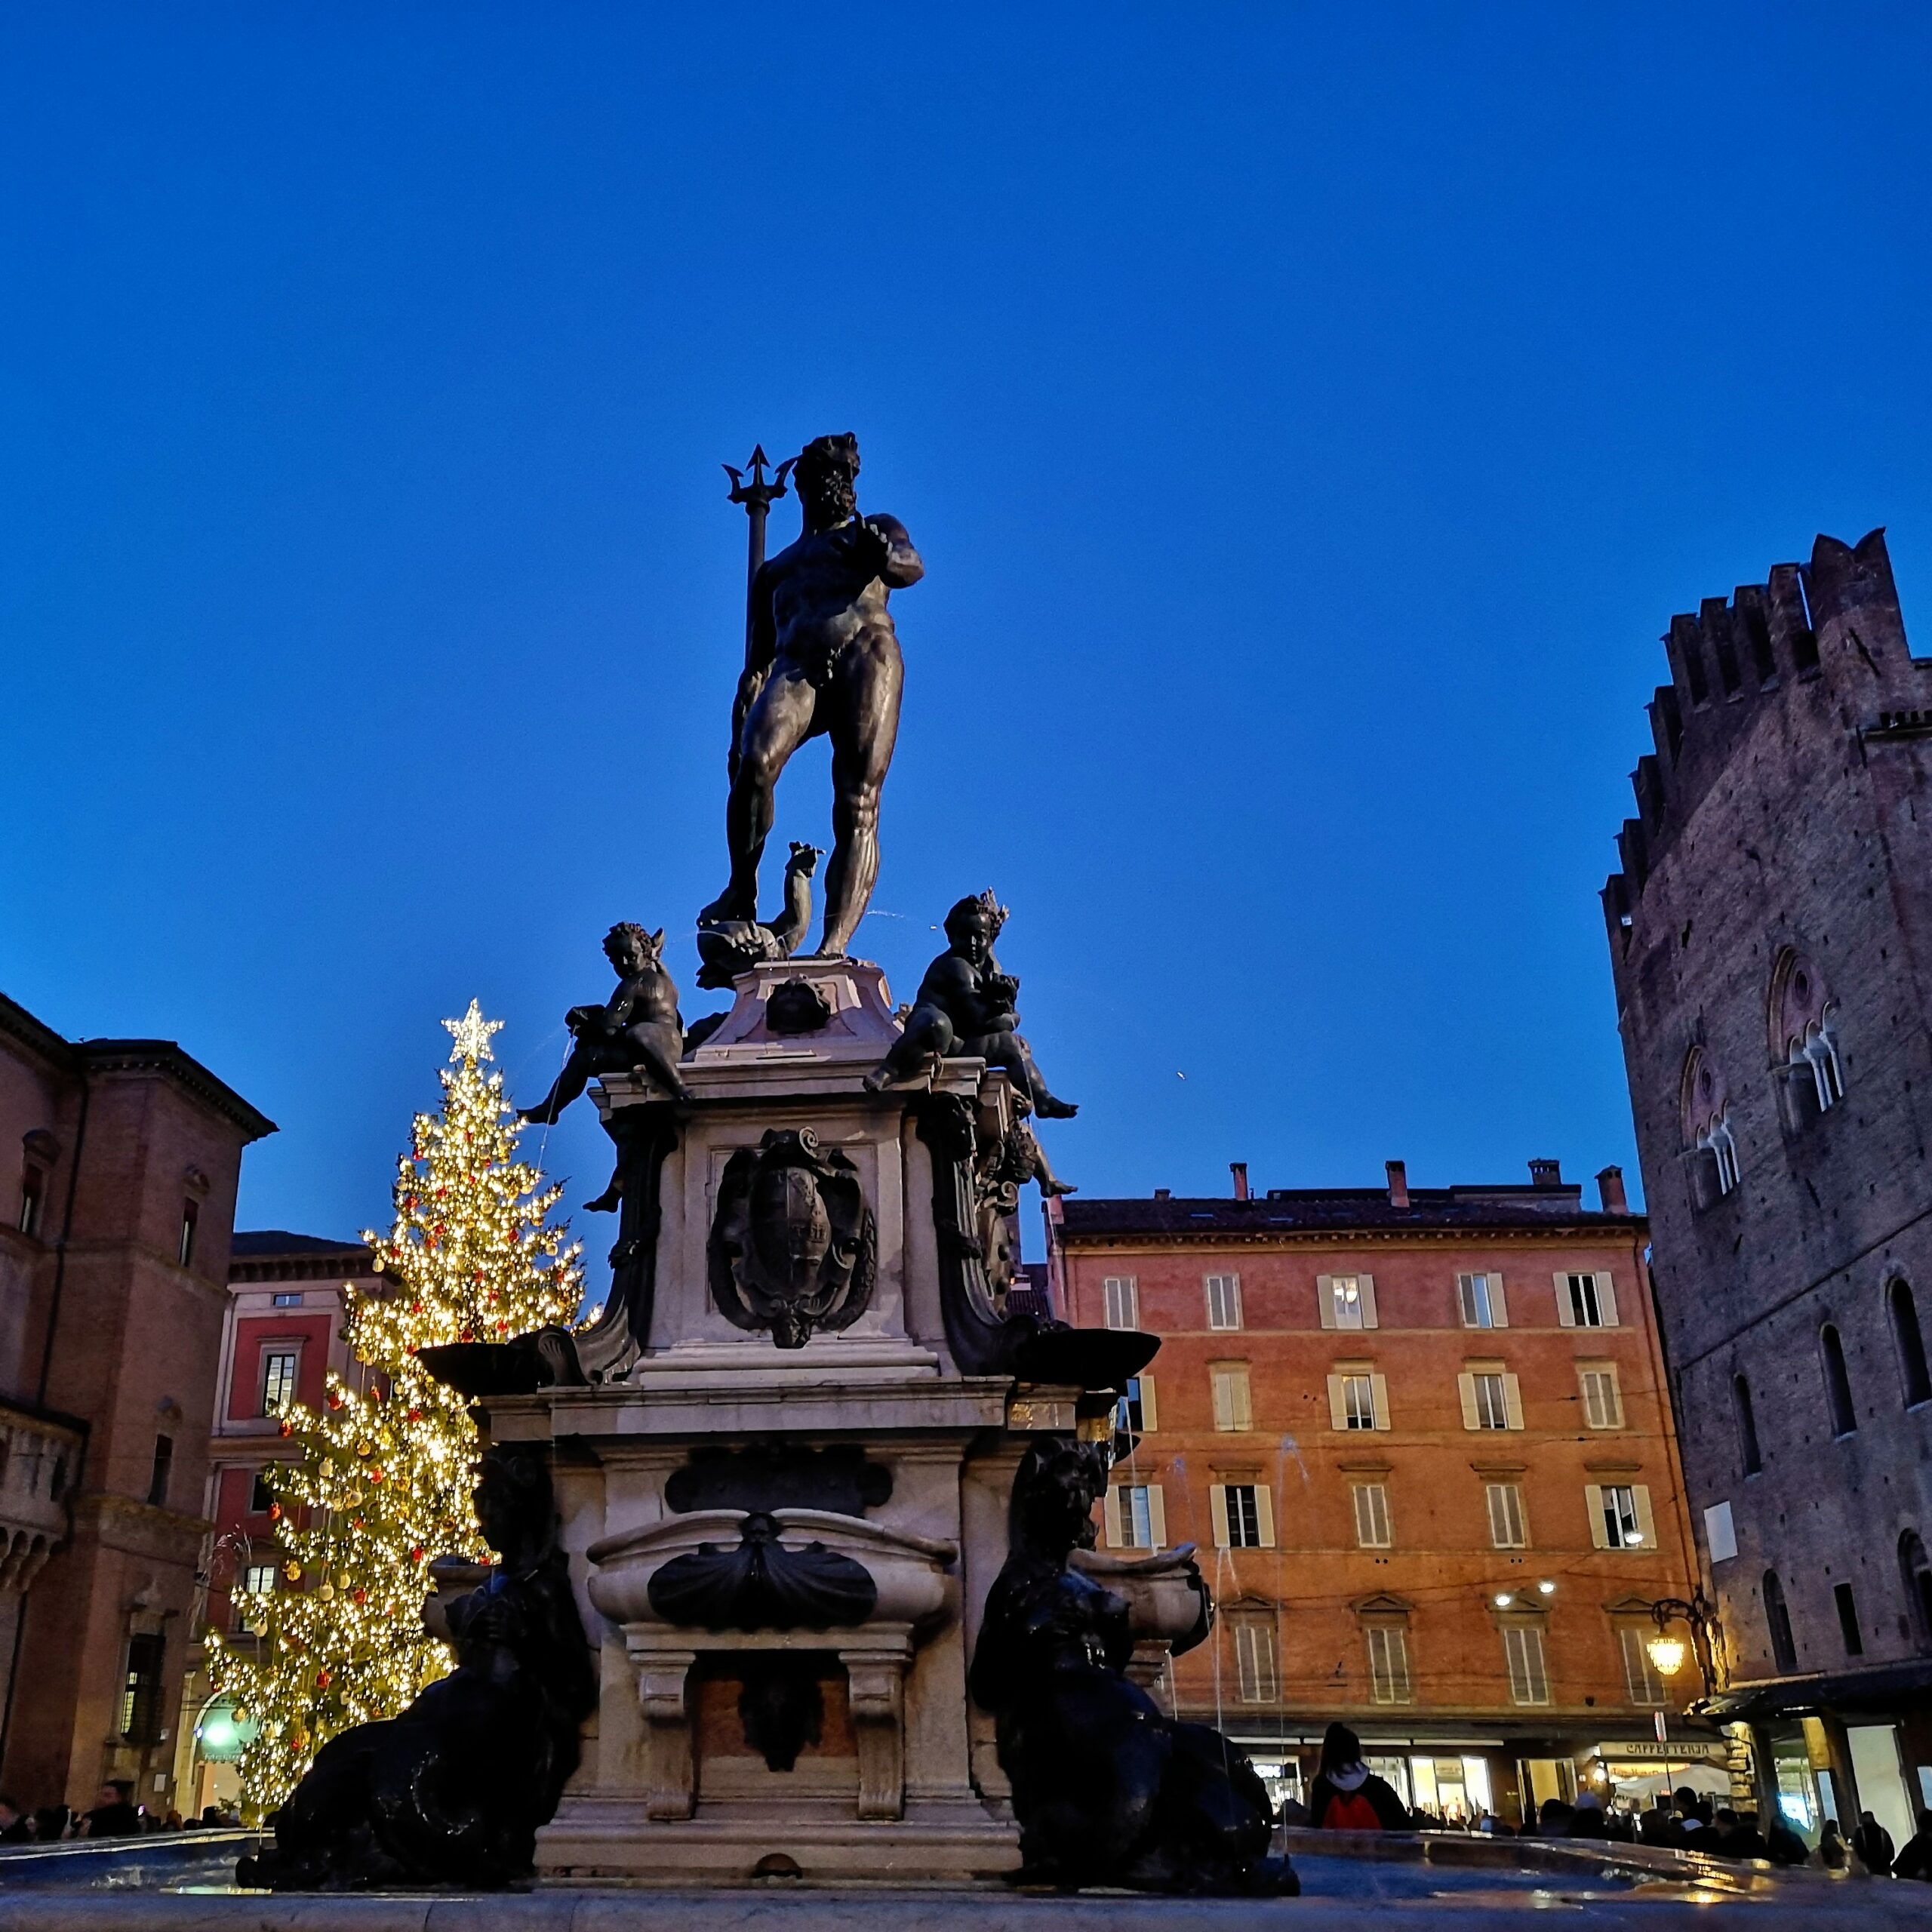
[1305,1724,1411,1831]
[1820,1819,1850,1869]
[1853,1810,1896,1875]
[1892,1811,1932,1882]
[84,1782,141,1838]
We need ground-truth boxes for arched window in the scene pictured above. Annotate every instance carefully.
[1820,1324,1857,1437]
[1734,1373,1763,1475]
[1681,1048,1740,1204]
[1770,950,1844,1120]
[1890,1279,1931,1408]
[1763,1569,1798,1672]
[1900,1532,1932,1654]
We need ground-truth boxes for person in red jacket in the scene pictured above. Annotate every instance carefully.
[1306,1724,1412,1831]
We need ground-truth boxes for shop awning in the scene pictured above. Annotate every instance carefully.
[1694,1657,1932,1722]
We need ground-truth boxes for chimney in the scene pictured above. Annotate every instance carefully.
[1528,1158,1562,1189]
[1153,1187,1171,1200]
[1385,1160,1409,1208]
[1230,1162,1249,1201]
[1596,1165,1629,1214]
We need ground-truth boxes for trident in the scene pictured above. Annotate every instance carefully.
[723,445,795,672]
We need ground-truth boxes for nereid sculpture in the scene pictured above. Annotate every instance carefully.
[237,1444,596,1891]
[970,1439,1295,1896]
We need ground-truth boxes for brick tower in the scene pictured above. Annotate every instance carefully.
[1604,529,1932,1846]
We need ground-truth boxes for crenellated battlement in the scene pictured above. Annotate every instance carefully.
[1602,528,1930,942]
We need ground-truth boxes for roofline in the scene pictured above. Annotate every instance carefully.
[0,992,79,1074]
[1054,1220,1649,1251]
[78,1040,277,1141]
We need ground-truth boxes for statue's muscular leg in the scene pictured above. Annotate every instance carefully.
[701,671,819,926]
[817,636,902,955]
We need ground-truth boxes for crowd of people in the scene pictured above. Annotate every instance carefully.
[0,1781,240,1843]
[1286,1723,1932,1881]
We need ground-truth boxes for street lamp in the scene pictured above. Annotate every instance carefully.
[1645,1632,1688,1679]
[1645,1592,1718,1700]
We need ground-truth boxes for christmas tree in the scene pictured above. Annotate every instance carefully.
[207,1001,584,1817]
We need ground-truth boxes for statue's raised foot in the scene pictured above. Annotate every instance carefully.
[1032,1094,1078,1119]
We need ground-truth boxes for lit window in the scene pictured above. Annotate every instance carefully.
[271,1291,303,1309]
[1596,1484,1646,1549]
[1205,1274,1243,1332]
[1486,1483,1527,1549]
[1102,1276,1139,1331]
[1580,1367,1623,1429]
[1353,1483,1392,1549]
[1233,1618,1278,1703]
[1503,1625,1550,1705]
[1458,1272,1504,1328]
[235,1564,276,1633]
[1619,1626,1666,1706]
[1211,1364,1251,1432]
[1367,1625,1412,1703]
[260,1350,298,1416]
[1329,1275,1365,1328]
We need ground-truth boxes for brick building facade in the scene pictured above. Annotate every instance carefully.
[1048,1160,1708,1826]
[0,991,272,1816]
[1604,528,1932,1851]
[173,1231,377,1817]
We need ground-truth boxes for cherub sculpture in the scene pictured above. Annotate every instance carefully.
[236,1444,597,1890]
[519,923,690,1123]
[694,841,820,989]
[865,892,1076,1116]
[969,1438,1294,1896]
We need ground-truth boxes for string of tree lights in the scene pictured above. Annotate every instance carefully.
[205,1004,583,1817]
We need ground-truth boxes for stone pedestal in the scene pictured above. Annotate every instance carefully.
[488,957,1085,1885]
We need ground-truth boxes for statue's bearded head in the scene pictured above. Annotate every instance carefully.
[795,432,860,530]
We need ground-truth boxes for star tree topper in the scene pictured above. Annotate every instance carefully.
[443,1000,503,1064]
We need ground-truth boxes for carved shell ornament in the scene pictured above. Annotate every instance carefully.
[707,1128,877,1348]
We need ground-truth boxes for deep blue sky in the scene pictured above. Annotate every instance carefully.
[5,8,1930,1287]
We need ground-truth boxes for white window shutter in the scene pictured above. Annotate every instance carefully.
[1503,1373,1524,1431]
[1491,1274,1509,1327]
[1103,1487,1123,1547]
[1146,1484,1166,1549]
[1255,1485,1275,1549]
[1458,1373,1480,1431]
[1137,1374,1157,1432]
[1597,1272,1620,1327]
[1317,1275,1336,1329]
[1371,1373,1391,1430]
[1233,1369,1251,1431]
[1555,1272,1576,1326]
[1358,1275,1379,1329]
[1585,1484,1608,1549]
[1633,1485,1657,1552]
[1209,1484,1231,1549]
[1327,1374,1347,1429]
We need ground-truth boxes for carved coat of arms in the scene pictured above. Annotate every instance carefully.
[708,1129,876,1348]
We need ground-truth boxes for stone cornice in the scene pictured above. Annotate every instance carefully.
[79,1040,276,1141]
[1055,1223,1648,1254]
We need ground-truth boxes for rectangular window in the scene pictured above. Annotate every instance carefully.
[1318,1272,1379,1329]
[1106,1483,1165,1551]
[271,1291,303,1308]
[1341,1374,1376,1430]
[249,1469,275,1514]
[1353,1482,1392,1549]
[178,1199,198,1268]
[1211,1363,1252,1432]
[1503,1625,1551,1705]
[1486,1482,1528,1549]
[146,1435,173,1509]
[1619,1625,1666,1705]
[1472,1372,1509,1429]
[1205,1273,1243,1331]
[1234,1620,1278,1703]
[1458,1271,1506,1328]
[1367,1625,1413,1703]
[1592,1483,1650,1549]
[18,1171,42,1238]
[119,1632,165,1742]
[235,1563,276,1633]
[260,1349,299,1417]
[1580,1367,1623,1429]
[1102,1276,1139,1331]
[1214,1482,1269,1548]
[1559,1271,1620,1327]
[1115,1374,1156,1435]
[1835,1581,1863,1657]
